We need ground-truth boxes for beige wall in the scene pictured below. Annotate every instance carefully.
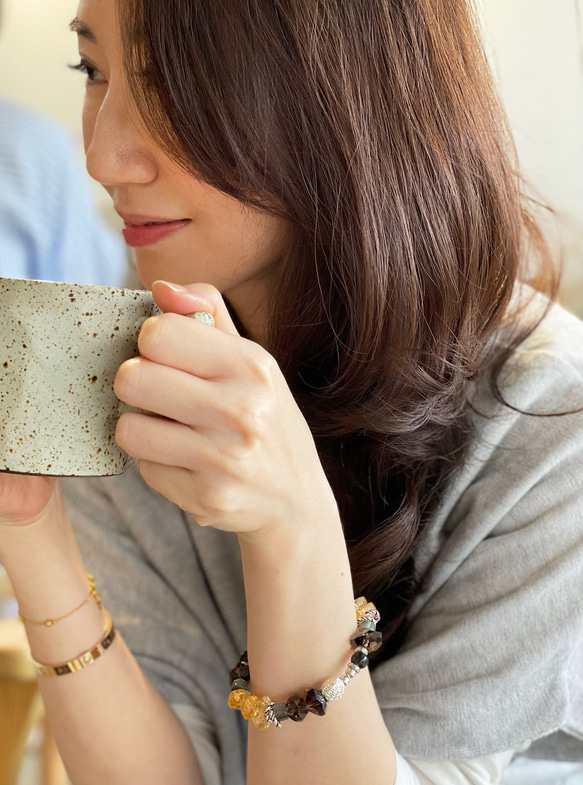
[0,0,581,312]
[477,0,583,315]
[0,0,111,214]
[0,0,84,139]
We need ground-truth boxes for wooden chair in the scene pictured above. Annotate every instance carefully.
[0,617,42,785]
[0,570,67,785]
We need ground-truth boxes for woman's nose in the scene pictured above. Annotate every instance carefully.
[84,89,158,188]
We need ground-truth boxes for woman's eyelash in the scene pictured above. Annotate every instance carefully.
[69,60,103,84]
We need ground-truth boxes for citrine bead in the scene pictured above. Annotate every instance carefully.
[305,688,327,716]
[350,629,382,652]
[285,694,308,722]
[240,692,261,720]
[228,689,249,710]
[355,601,377,620]
[354,596,368,609]
[251,696,273,730]
[229,660,250,683]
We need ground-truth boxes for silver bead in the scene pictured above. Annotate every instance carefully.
[342,675,350,685]
[345,664,360,679]
[321,677,345,702]
[264,703,282,728]
[360,609,381,624]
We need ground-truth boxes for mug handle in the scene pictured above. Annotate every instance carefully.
[188,312,215,328]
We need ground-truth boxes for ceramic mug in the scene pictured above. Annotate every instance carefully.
[0,277,159,476]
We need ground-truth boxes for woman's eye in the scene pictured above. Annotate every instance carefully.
[69,60,105,85]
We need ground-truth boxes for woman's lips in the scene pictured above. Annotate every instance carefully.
[122,219,191,247]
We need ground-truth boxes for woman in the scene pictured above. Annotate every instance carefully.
[1,1,581,783]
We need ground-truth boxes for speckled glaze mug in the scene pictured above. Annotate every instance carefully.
[0,277,159,476]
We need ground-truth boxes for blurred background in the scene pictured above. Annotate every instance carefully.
[0,1,581,784]
[478,0,583,317]
[0,0,113,216]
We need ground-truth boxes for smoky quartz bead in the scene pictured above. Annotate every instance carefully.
[350,629,382,653]
[305,688,327,716]
[285,694,309,722]
[271,703,289,724]
[229,660,250,683]
[350,647,369,669]
[231,678,250,691]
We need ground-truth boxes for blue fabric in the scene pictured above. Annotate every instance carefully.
[0,98,127,286]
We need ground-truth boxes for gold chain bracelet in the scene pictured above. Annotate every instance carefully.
[33,610,115,677]
[18,572,102,627]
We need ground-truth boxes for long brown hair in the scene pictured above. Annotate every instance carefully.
[120,0,557,664]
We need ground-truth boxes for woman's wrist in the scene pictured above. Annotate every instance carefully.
[238,505,396,785]
[0,494,106,663]
[237,506,356,700]
[0,482,70,556]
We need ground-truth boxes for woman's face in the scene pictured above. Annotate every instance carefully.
[73,0,287,335]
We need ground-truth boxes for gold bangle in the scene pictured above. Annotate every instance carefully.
[33,610,116,677]
[18,572,102,627]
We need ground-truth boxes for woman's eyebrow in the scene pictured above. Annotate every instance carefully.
[69,17,97,43]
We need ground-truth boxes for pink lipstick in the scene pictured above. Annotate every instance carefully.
[120,215,191,248]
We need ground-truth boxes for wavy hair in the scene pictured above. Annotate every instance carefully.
[119,0,557,665]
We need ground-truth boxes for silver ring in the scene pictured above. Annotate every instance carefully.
[188,312,215,328]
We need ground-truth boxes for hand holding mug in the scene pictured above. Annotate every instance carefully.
[114,281,340,542]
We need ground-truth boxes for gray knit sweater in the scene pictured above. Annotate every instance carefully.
[64,297,583,784]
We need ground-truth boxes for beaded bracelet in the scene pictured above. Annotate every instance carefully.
[227,596,382,730]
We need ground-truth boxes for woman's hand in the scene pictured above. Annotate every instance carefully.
[114,281,340,541]
[0,474,57,527]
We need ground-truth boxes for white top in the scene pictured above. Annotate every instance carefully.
[173,702,519,784]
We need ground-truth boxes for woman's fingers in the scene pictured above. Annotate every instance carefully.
[151,280,240,336]
[114,357,236,430]
[116,412,221,472]
[141,281,257,379]
[117,415,240,524]
[137,461,198,515]
[135,460,229,524]
[137,311,243,379]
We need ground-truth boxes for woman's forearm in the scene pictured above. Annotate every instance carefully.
[0,507,204,785]
[239,514,397,785]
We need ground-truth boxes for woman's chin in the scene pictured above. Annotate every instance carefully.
[134,252,181,291]
[132,266,153,291]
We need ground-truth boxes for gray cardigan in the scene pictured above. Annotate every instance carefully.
[64,297,583,783]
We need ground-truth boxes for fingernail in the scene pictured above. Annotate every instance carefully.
[155,280,189,293]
